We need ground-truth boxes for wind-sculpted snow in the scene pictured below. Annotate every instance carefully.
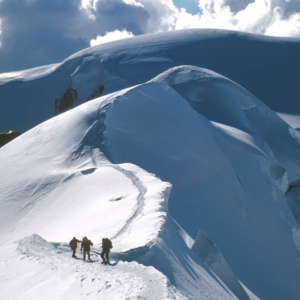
[98,68,300,299]
[2,60,300,298]
[1,29,300,134]
[0,96,169,252]
[151,65,300,183]
[0,84,238,299]
[277,113,300,131]
[191,230,250,300]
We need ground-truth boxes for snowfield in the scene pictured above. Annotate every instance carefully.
[1,29,300,299]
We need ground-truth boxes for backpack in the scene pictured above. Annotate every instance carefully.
[69,239,76,248]
[103,238,113,249]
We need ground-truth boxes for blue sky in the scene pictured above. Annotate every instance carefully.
[173,0,200,15]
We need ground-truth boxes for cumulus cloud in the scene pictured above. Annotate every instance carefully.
[138,0,178,32]
[266,11,300,37]
[0,0,150,72]
[0,19,2,48]
[0,0,300,73]
[123,0,144,7]
[222,0,253,13]
[83,0,149,35]
[90,29,135,46]
[174,0,300,38]
[0,0,89,72]
[83,0,177,33]
[0,0,180,72]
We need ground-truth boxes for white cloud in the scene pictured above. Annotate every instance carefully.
[90,29,135,46]
[138,0,178,32]
[123,0,144,7]
[266,11,300,37]
[173,0,300,38]
[81,0,91,9]
[1,0,300,73]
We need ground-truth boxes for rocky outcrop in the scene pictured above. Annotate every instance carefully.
[0,130,21,148]
[55,88,78,116]
[54,84,105,116]
[87,84,105,101]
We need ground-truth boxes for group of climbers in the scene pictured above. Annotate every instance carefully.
[69,236,113,264]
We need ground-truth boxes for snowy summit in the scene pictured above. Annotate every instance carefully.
[1,29,300,300]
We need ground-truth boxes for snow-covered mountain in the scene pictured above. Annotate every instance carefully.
[1,29,300,135]
[1,29,300,300]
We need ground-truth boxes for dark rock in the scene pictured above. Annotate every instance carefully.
[55,87,78,116]
[0,130,21,148]
[87,84,105,102]
[54,84,104,116]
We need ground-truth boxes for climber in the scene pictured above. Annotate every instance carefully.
[101,238,113,264]
[81,236,93,261]
[69,237,82,258]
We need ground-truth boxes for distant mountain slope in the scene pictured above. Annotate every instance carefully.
[1,29,299,134]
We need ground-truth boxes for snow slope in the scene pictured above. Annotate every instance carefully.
[1,64,300,299]
[1,29,300,300]
[0,84,241,299]
[0,90,170,249]
[1,29,300,134]
[277,113,300,131]
[97,67,300,299]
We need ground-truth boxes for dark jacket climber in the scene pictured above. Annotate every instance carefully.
[81,237,93,261]
[69,237,81,258]
[101,238,113,264]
